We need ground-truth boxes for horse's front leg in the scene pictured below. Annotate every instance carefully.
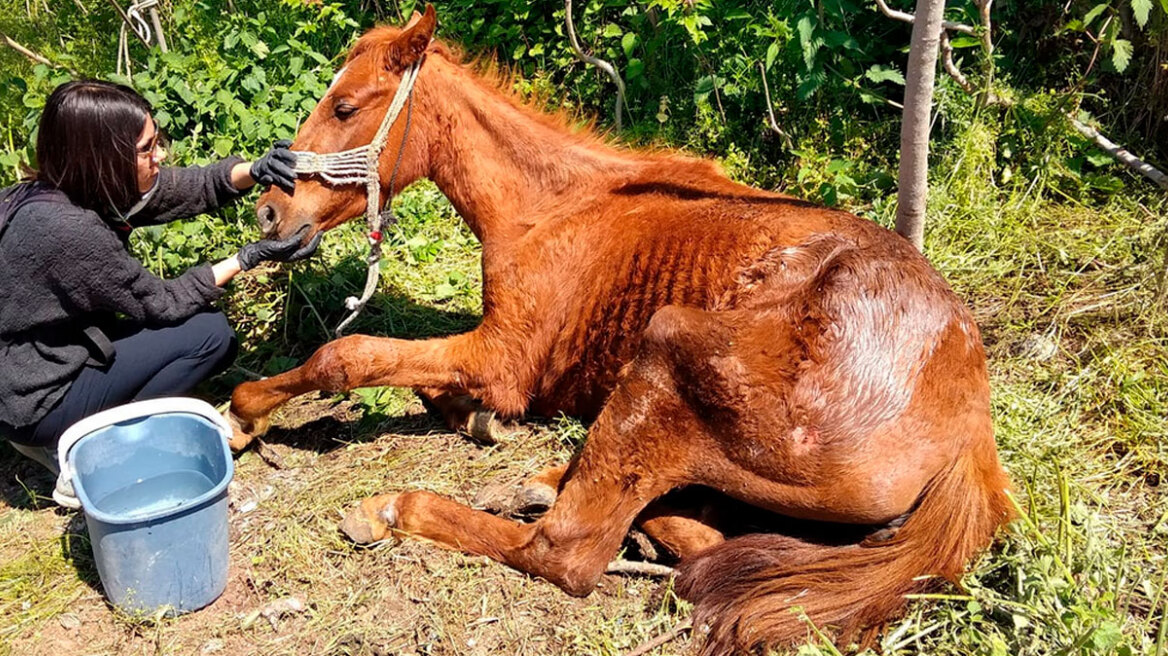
[227,331,526,450]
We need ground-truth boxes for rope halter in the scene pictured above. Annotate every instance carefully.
[290,58,424,337]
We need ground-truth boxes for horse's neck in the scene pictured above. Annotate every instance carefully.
[423,59,638,247]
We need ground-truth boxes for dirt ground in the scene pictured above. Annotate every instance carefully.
[1,394,693,656]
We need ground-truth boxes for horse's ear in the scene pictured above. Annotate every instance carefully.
[385,3,436,72]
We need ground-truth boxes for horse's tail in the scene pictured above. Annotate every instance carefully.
[674,437,1013,655]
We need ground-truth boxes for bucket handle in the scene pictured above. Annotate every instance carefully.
[57,397,232,486]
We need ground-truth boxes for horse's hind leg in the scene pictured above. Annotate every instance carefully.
[636,494,726,559]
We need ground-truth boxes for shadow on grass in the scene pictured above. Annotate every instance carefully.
[213,254,483,393]
[274,253,483,345]
[215,253,486,452]
[1,445,106,598]
[59,513,104,598]
[257,404,450,454]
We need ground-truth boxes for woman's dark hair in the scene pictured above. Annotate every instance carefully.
[35,80,153,216]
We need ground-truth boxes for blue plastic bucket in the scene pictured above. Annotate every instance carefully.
[56,398,234,616]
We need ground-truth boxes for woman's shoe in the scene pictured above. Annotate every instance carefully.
[52,474,81,510]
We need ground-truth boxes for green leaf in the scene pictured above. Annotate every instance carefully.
[528,42,545,57]
[949,35,981,48]
[433,282,456,300]
[512,43,526,60]
[796,69,826,100]
[1083,3,1109,26]
[694,75,716,103]
[797,15,817,69]
[213,137,234,158]
[626,58,644,79]
[864,64,905,85]
[826,159,852,174]
[823,30,860,51]
[602,23,622,39]
[1161,0,1168,16]
[1111,38,1132,72]
[621,32,637,59]
[765,42,779,71]
[1131,0,1152,27]
[1086,150,1113,166]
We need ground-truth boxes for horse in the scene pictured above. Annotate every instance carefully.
[227,6,1013,652]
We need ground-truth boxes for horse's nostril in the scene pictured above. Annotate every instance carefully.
[257,204,277,235]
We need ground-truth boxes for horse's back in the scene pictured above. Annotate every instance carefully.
[521,168,977,425]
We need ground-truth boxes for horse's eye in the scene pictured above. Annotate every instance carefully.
[334,103,358,119]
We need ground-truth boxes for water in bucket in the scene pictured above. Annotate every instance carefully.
[94,469,216,520]
[57,398,234,616]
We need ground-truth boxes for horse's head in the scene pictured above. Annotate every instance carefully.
[256,5,437,241]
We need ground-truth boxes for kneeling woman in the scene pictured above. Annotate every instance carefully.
[0,80,315,479]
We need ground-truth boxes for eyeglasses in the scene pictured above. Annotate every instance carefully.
[136,131,169,161]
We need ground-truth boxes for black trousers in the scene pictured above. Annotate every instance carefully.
[6,311,237,447]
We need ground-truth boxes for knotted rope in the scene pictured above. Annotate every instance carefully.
[291,58,423,337]
[115,0,159,80]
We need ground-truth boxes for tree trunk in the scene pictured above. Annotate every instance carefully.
[895,0,947,250]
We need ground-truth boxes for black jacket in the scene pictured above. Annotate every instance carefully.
[0,157,245,428]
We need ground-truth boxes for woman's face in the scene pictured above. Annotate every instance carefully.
[135,117,166,193]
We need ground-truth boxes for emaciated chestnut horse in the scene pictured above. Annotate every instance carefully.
[229,6,1012,652]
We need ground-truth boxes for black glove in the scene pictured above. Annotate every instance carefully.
[237,231,322,271]
[249,139,298,192]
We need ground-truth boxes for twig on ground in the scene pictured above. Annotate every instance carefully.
[606,560,675,577]
[624,620,693,656]
[758,62,794,149]
[565,0,627,130]
[1069,117,1168,190]
[874,0,975,35]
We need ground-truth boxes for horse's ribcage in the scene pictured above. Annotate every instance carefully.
[530,226,745,419]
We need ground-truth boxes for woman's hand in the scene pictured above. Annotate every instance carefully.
[212,231,322,286]
[240,140,298,192]
[237,231,323,271]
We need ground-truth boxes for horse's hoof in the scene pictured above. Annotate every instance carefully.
[224,408,269,452]
[516,481,557,513]
[224,410,253,452]
[471,479,555,517]
[465,409,503,446]
[340,495,397,544]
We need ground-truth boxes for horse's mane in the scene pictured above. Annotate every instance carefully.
[346,26,725,179]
